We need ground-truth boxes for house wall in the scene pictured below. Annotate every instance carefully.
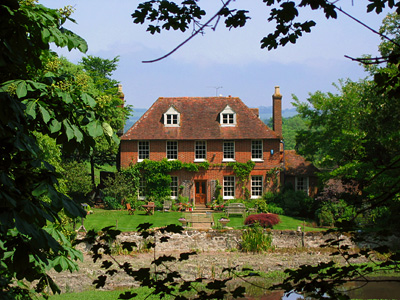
[120,139,282,203]
[120,139,281,167]
[284,175,319,198]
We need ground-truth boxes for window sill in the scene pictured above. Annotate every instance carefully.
[251,159,264,163]
[167,158,177,161]
[220,124,236,127]
[223,196,235,200]
[222,159,236,163]
[194,159,207,162]
[251,196,262,199]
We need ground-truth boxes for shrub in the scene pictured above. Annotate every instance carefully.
[267,203,284,215]
[103,196,123,210]
[244,213,281,228]
[241,224,273,253]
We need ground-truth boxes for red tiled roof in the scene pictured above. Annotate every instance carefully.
[122,97,279,140]
[284,150,319,175]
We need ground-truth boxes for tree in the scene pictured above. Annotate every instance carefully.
[132,0,400,62]
[271,15,400,298]
[0,1,119,297]
[79,55,130,185]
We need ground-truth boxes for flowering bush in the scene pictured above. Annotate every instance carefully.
[244,213,280,228]
[213,204,224,211]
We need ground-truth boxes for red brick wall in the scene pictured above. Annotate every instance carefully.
[120,139,281,168]
[120,139,283,203]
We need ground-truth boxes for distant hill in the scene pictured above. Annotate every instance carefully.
[258,106,298,120]
[124,108,148,133]
[123,106,297,133]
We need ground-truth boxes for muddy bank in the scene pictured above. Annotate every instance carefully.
[50,249,367,294]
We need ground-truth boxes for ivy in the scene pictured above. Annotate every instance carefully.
[130,159,209,200]
[228,160,255,183]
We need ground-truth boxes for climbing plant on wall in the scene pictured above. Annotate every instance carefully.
[228,160,255,200]
[131,159,210,200]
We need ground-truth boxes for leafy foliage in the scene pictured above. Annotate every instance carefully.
[0,1,122,297]
[244,213,281,228]
[130,159,209,200]
[241,223,273,253]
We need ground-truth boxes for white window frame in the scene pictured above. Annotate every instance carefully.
[170,176,178,199]
[251,175,263,199]
[295,176,309,195]
[251,140,263,161]
[164,106,180,127]
[223,141,235,162]
[223,176,235,199]
[166,141,178,160]
[138,141,150,162]
[194,141,207,161]
[138,177,146,200]
[220,105,236,127]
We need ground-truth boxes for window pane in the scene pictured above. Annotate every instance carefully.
[296,177,309,194]
[251,140,263,159]
[138,141,149,160]
[138,177,146,198]
[167,141,178,159]
[251,176,263,197]
[170,176,178,198]
[195,141,206,159]
[166,114,178,125]
[222,113,234,124]
[201,181,206,193]
[223,176,235,198]
[223,141,235,159]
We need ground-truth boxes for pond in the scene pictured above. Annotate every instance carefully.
[240,278,400,300]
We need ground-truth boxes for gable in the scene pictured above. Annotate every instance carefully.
[122,97,280,141]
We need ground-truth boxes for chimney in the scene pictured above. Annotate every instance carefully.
[117,84,125,107]
[272,86,282,138]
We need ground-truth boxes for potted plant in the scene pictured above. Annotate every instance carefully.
[178,217,187,227]
[218,217,230,228]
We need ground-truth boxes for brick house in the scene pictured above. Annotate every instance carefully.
[120,87,287,206]
[283,150,320,197]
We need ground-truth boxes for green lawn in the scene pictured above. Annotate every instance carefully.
[80,208,324,232]
[47,287,178,300]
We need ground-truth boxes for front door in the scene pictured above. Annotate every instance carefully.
[195,180,207,205]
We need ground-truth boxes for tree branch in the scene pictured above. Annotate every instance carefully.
[142,0,233,63]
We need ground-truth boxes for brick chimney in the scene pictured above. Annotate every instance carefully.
[272,86,282,138]
[117,84,125,107]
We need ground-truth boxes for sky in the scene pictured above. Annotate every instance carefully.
[39,0,393,112]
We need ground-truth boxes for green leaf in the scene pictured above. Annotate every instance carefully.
[63,120,74,141]
[50,119,62,133]
[59,91,73,103]
[72,125,83,142]
[81,93,96,107]
[32,183,48,197]
[39,104,51,123]
[25,100,37,119]
[102,122,113,136]
[53,256,69,272]
[87,121,103,137]
[16,81,27,98]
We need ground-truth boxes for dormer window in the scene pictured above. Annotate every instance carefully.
[164,106,180,127]
[220,105,236,126]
